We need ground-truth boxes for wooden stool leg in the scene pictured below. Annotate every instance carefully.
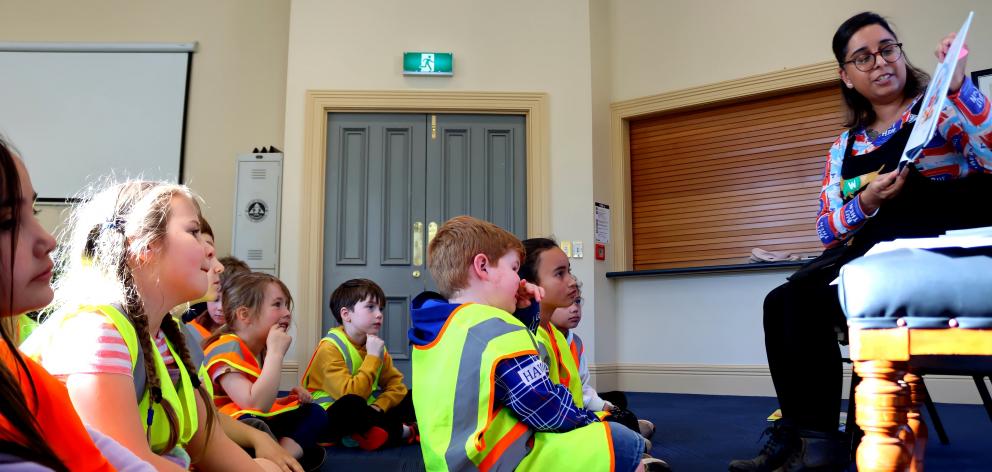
[904,372,928,472]
[854,360,912,472]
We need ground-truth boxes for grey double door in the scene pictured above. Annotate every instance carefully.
[323,113,526,376]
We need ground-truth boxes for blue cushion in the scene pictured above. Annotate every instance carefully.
[838,248,992,329]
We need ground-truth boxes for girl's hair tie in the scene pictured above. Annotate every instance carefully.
[102,216,125,232]
[151,386,164,403]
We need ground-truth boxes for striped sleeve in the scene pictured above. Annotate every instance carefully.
[943,78,992,173]
[42,312,133,378]
[815,132,871,247]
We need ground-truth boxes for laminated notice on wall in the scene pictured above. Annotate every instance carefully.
[595,202,610,244]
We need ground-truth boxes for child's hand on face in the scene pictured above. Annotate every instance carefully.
[366,334,385,358]
[290,385,313,404]
[515,280,545,309]
[266,324,292,357]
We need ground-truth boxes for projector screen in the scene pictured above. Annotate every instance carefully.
[0,43,194,201]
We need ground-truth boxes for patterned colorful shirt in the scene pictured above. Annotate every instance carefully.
[816,78,992,247]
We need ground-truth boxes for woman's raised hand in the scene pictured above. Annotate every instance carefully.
[936,32,968,94]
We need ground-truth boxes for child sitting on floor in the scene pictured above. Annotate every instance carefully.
[302,278,417,450]
[549,284,656,442]
[203,272,326,469]
[520,238,657,449]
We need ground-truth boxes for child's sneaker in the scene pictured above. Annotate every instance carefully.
[301,446,326,472]
[639,419,656,439]
[351,426,389,451]
[404,422,420,444]
[641,455,672,472]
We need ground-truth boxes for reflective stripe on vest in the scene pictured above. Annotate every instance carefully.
[185,321,211,349]
[570,333,584,372]
[301,326,382,409]
[413,303,614,471]
[537,323,584,408]
[204,334,301,418]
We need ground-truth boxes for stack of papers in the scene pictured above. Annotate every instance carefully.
[863,226,992,257]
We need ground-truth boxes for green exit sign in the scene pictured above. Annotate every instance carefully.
[403,52,453,76]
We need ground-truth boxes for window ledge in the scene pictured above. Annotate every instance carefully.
[606,260,806,278]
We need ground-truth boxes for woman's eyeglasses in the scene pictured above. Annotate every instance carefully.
[844,43,903,72]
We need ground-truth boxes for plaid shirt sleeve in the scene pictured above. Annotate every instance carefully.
[493,354,599,432]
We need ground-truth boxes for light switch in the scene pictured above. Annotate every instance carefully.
[560,240,572,259]
[573,241,584,258]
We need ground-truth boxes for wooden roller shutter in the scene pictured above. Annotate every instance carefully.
[628,85,845,270]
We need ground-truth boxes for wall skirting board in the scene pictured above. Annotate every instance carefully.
[589,363,989,405]
[281,361,300,389]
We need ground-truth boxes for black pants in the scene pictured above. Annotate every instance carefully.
[763,269,846,433]
[324,391,416,446]
[243,402,328,449]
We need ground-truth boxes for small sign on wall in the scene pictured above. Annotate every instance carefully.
[595,202,610,244]
[403,52,453,76]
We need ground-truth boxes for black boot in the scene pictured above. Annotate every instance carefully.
[728,420,799,472]
[774,430,849,472]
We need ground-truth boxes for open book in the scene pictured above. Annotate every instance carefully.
[900,11,974,168]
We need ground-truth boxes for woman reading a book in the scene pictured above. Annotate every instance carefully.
[730,11,992,472]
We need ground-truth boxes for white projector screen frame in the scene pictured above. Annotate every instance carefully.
[0,42,195,202]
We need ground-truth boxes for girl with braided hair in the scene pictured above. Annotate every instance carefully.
[23,179,280,471]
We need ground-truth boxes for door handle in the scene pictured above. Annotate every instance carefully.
[413,221,424,268]
[428,221,438,246]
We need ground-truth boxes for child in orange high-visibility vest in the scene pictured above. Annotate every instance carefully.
[203,272,326,468]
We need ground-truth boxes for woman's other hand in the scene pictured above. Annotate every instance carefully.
[859,167,909,214]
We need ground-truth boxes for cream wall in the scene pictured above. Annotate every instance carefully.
[282,0,605,364]
[0,0,291,257]
[604,0,992,402]
[609,0,992,102]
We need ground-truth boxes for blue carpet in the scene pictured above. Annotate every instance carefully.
[627,392,992,471]
[317,392,992,471]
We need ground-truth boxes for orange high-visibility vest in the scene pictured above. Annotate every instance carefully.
[204,333,301,418]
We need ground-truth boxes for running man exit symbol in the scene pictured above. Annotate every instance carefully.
[420,53,434,72]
